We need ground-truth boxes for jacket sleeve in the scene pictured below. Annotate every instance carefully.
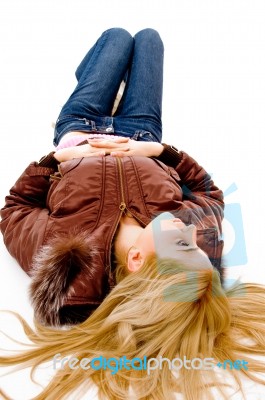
[174,151,224,234]
[0,162,55,274]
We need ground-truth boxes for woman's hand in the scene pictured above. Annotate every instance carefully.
[54,138,164,162]
[53,138,130,162]
[89,138,164,158]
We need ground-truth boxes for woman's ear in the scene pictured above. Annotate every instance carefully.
[127,247,144,272]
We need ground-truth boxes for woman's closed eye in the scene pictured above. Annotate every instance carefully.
[176,240,189,246]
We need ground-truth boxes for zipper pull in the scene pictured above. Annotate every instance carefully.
[119,202,126,211]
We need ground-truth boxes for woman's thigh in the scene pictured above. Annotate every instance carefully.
[54,29,134,142]
[114,28,164,142]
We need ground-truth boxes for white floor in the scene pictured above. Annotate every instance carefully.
[0,1,265,399]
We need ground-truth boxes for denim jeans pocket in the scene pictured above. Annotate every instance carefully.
[54,116,96,145]
[132,130,157,142]
[55,115,92,130]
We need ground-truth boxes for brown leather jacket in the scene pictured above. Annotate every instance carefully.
[0,152,224,325]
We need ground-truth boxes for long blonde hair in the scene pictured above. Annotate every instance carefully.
[1,256,265,400]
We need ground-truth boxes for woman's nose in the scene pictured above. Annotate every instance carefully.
[184,225,198,247]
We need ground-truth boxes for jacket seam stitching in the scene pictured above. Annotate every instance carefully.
[131,157,151,218]
[94,158,105,227]
[43,173,69,244]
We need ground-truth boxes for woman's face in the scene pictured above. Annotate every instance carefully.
[133,212,213,270]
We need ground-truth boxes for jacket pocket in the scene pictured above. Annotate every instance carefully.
[58,157,83,176]
[152,158,181,181]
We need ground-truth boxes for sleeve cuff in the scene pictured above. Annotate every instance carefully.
[156,143,182,168]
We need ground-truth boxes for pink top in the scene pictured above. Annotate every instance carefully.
[56,133,126,150]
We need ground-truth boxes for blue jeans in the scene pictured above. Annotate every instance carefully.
[53,28,164,146]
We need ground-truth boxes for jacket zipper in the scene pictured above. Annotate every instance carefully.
[117,157,127,213]
[116,157,145,225]
[107,157,145,287]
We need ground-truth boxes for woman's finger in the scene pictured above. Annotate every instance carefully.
[89,137,129,144]
[86,151,106,157]
[89,141,114,148]
[89,141,129,149]
[111,137,129,143]
[90,144,130,152]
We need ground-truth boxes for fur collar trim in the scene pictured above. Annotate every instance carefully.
[29,231,101,326]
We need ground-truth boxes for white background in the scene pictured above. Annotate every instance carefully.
[0,0,265,399]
